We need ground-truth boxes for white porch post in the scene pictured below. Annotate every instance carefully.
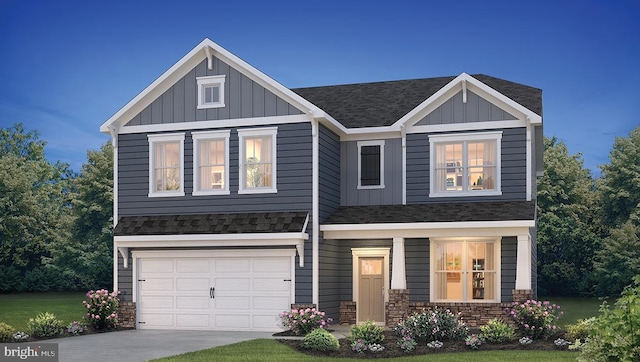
[391,237,407,289]
[515,234,532,290]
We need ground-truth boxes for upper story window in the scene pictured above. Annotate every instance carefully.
[238,127,277,194]
[197,75,226,109]
[192,130,230,195]
[429,131,502,197]
[358,140,385,189]
[148,133,185,197]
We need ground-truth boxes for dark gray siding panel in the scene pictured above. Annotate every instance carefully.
[405,238,429,302]
[501,236,517,302]
[125,58,303,127]
[318,125,341,222]
[118,122,313,216]
[406,127,527,204]
[341,138,402,206]
[118,252,133,302]
[319,238,341,320]
[417,90,516,125]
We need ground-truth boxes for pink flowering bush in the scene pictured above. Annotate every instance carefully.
[83,289,121,330]
[394,307,469,342]
[279,307,332,336]
[505,300,562,339]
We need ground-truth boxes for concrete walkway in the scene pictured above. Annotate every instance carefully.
[46,326,352,362]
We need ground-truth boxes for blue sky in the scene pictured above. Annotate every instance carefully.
[0,0,638,175]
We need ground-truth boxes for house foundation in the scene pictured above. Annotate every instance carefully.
[117,301,136,329]
[339,301,357,325]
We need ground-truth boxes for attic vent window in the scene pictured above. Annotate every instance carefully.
[197,75,225,109]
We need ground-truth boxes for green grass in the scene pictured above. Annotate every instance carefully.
[151,339,577,362]
[0,292,87,330]
[541,296,606,327]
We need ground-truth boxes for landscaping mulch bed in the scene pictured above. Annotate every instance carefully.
[277,331,572,358]
[15,326,134,343]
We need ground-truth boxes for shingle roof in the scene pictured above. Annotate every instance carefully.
[292,74,542,128]
[114,212,308,236]
[322,201,535,225]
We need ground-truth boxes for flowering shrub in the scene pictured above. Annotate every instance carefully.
[479,318,517,343]
[27,312,64,338]
[12,331,29,341]
[83,289,120,330]
[279,307,332,336]
[505,300,562,339]
[351,339,368,353]
[465,334,484,349]
[427,340,443,349]
[350,320,384,345]
[0,322,16,342]
[394,308,468,342]
[66,321,86,335]
[565,317,595,343]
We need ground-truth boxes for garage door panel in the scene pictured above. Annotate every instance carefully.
[140,278,174,292]
[253,314,281,330]
[176,259,210,273]
[177,314,211,328]
[215,296,250,309]
[215,278,250,291]
[215,259,250,273]
[140,259,174,273]
[253,278,290,291]
[215,314,250,329]
[176,277,209,291]
[176,296,210,309]
[253,296,290,309]
[140,313,175,328]
[139,296,174,309]
[253,258,290,273]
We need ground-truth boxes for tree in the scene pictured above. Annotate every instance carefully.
[50,141,113,289]
[0,123,74,292]
[536,136,600,296]
[593,220,640,296]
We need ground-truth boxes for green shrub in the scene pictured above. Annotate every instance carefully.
[394,307,468,342]
[301,328,340,351]
[578,277,640,362]
[350,320,384,344]
[0,322,16,342]
[479,318,517,343]
[565,317,596,342]
[505,299,562,339]
[27,312,64,338]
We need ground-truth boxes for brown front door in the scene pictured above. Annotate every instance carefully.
[358,257,384,322]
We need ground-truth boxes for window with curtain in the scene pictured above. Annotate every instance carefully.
[433,240,498,302]
[148,133,185,197]
[430,132,501,197]
[192,131,230,195]
[238,127,277,193]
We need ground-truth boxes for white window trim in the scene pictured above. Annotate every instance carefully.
[357,140,385,189]
[196,75,226,109]
[429,238,501,303]
[429,131,502,198]
[192,130,231,196]
[238,127,278,194]
[147,133,185,197]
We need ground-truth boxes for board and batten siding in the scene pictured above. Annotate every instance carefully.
[416,90,516,125]
[405,127,527,204]
[340,138,402,206]
[318,125,341,222]
[126,58,302,127]
[117,122,312,216]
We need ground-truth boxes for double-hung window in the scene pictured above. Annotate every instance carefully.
[431,239,499,302]
[192,130,230,195]
[429,131,502,197]
[358,140,385,189]
[197,75,226,109]
[148,133,185,197]
[238,127,277,194]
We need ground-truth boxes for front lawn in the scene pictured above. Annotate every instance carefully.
[152,339,577,361]
[0,292,86,330]
[542,296,604,327]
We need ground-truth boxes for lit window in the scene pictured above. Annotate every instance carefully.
[192,130,230,195]
[197,75,225,109]
[238,127,277,194]
[429,132,501,197]
[148,133,185,197]
[432,240,498,302]
[358,140,385,189]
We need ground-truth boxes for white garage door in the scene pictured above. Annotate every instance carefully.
[134,250,293,331]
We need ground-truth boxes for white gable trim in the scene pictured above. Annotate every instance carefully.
[100,38,347,135]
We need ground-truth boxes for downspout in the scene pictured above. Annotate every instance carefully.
[107,125,119,293]
[311,118,319,307]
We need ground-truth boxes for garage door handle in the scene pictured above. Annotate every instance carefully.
[209,287,215,299]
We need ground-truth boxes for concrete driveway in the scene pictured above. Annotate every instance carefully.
[47,329,274,362]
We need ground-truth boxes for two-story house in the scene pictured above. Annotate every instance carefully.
[100,38,542,331]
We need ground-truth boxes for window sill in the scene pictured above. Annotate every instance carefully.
[238,188,278,195]
[197,102,225,110]
[430,299,500,304]
[148,191,186,198]
[357,184,385,190]
[429,190,502,198]
[192,190,231,196]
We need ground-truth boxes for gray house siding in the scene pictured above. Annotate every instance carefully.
[416,90,516,125]
[501,236,517,302]
[405,238,429,302]
[118,122,312,216]
[318,125,341,222]
[126,59,302,127]
[340,138,402,206]
[318,239,341,321]
[405,127,527,204]
[117,252,133,302]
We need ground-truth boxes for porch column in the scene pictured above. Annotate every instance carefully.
[515,234,532,290]
[391,237,406,289]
